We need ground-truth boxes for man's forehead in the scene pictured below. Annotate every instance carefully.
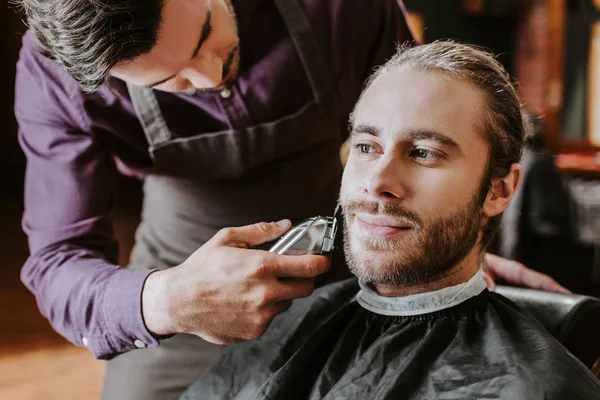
[352,68,485,144]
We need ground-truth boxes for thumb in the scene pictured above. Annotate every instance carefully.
[216,220,292,248]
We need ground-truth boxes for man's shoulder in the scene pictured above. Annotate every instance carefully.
[17,30,82,95]
[16,29,128,132]
[510,348,600,400]
[481,292,600,399]
[17,30,119,102]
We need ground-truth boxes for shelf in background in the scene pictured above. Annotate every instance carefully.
[555,151,600,179]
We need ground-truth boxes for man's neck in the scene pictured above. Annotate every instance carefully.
[371,250,483,297]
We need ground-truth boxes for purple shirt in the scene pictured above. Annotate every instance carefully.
[14,0,413,359]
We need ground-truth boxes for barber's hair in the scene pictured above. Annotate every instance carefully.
[15,0,164,92]
[356,41,527,250]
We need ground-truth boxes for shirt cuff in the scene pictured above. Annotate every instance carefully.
[94,268,162,359]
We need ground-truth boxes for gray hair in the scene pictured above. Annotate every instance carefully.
[15,0,164,93]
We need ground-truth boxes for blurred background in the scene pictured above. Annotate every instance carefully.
[1,0,599,398]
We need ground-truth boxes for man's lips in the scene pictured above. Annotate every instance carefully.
[355,213,413,237]
[355,213,413,228]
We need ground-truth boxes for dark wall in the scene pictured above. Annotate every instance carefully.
[0,4,26,192]
[403,0,519,75]
[561,0,595,140]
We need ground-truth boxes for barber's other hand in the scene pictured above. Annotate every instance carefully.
[141,220,330,344]
[483,253,571,294]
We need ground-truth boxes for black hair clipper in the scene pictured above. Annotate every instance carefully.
[269,204,341,256]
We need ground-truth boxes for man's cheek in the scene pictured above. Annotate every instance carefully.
[340,172,355,200]
[342,165,364,193]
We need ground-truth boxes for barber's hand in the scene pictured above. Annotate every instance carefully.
[483,253,571,294]
[141,220,330,344]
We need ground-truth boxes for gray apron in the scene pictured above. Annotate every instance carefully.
[101,1,344,399]
[126,10,341,273]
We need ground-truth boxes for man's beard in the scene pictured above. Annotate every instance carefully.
[342,192,483,287]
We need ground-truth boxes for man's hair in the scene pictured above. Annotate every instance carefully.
[355,41,526,250]
[16,0,164,92]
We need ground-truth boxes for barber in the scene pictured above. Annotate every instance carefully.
[13,0,567,398]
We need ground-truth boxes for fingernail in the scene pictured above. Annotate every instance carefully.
[276,219,290,228]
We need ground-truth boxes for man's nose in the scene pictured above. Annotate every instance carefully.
[183,54,224,89]
[364,156,407,201]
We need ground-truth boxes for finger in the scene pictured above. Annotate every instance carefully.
[517,269,572,294]
[214,220,292,247]
[485,254,526,284]
[486,254,571,294]
[483,253,503,280]
[482,271,496,292]
[481,256,492,276]
[267,254,331,279]
[275,278,315,301]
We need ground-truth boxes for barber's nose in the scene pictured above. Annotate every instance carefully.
[183,54,224,89]
[364,157,407,201]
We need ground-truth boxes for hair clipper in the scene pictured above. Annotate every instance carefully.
[269,204,341,256]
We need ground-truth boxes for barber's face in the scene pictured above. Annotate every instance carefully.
[111,0,239,92]
[340,67,491,286]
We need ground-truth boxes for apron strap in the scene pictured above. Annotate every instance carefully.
[126,0,333,148]
[272,0,333,107]
[126,82,172,151]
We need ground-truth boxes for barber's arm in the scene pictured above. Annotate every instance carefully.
[15,40,161,360]
[142,221,329,343]
[16,35,328,359]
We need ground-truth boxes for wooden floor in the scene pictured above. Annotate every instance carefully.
[0,181,142,399]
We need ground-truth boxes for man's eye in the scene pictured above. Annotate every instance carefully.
[353,144,374,154]
[410,148,438,160]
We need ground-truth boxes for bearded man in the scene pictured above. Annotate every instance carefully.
[180,42,600,400]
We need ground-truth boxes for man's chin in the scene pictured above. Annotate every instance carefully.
[346,244,447,287]
[348,260,410,286]
[347,247,409,281]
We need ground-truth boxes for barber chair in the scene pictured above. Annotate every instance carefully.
[496,286,600,377]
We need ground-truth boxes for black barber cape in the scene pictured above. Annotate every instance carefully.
[180,273,600,400]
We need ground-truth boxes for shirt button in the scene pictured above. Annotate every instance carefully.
[82,336,89,347]
[134,339,147,349]
[220,88,232,99]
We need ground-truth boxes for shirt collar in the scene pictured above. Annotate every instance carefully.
[356,267,487,316]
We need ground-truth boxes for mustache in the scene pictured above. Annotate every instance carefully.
[342,199,422,227]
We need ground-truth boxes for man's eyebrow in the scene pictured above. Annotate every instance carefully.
[145,10,213,89]
[351,124,461,151]
[351,124,380,137]
[405,129,461,150]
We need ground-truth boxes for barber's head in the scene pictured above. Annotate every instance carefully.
[341,41,524,287]
[18,0,239,93]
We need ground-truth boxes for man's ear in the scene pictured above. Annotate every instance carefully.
[483,163,522,218]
